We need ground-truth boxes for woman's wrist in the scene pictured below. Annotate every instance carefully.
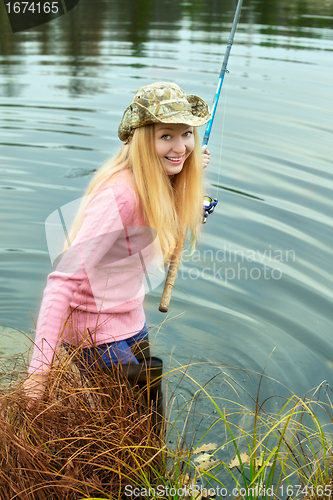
[22,372,49,403]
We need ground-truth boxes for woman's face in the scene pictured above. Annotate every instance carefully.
[154,123,195,176]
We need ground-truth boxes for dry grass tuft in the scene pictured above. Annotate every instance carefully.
[0,347,165,500]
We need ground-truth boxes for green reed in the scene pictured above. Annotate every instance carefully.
[161,365,333,500]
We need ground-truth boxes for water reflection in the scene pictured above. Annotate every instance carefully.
[1,1,332,95]
[1,0,332,100]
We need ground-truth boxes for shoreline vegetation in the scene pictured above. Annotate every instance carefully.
[1,333,333,499]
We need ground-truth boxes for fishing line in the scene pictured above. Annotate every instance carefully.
[215,68,229,200]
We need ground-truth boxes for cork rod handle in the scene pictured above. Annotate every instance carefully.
[159,234,186,313]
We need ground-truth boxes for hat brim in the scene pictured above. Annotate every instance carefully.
[118,94,210,142]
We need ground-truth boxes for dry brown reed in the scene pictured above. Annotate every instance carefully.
[0,347,165,500]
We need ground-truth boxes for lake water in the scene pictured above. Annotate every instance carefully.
[0,0,333,415]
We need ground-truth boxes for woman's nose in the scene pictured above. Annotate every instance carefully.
[172,136,186,153]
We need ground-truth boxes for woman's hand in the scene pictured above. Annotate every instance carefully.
[202,146,210,169]
[22,373,48,407]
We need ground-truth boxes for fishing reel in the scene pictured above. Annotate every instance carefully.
[203,195,218,224]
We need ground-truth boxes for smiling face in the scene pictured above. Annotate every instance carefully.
[154,123,195,176]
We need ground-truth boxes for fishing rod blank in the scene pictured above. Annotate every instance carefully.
[203,0,243,147]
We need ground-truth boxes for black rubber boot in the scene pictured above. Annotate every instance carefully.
[120,356,164,429]
[99,337,164,429]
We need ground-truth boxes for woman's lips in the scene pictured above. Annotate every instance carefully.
[165,154,185,164]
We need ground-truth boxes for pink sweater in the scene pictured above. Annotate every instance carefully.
[29,171,155,375]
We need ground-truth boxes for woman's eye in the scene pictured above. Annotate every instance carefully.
[183,131,192,137]
[161,134,171,140]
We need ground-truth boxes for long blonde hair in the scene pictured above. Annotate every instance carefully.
[66,124,203,262]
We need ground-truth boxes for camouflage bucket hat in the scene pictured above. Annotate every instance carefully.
[118,82,211,142]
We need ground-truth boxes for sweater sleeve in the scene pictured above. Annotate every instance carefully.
[28,183,136,375]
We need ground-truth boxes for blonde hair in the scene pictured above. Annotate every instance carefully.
[66,124,203,263]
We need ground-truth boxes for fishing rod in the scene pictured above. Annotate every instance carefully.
[159,0,243,313]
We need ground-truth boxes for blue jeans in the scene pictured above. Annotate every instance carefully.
[63,323,148,372]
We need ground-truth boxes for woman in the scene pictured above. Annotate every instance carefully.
[23,82,211,403]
